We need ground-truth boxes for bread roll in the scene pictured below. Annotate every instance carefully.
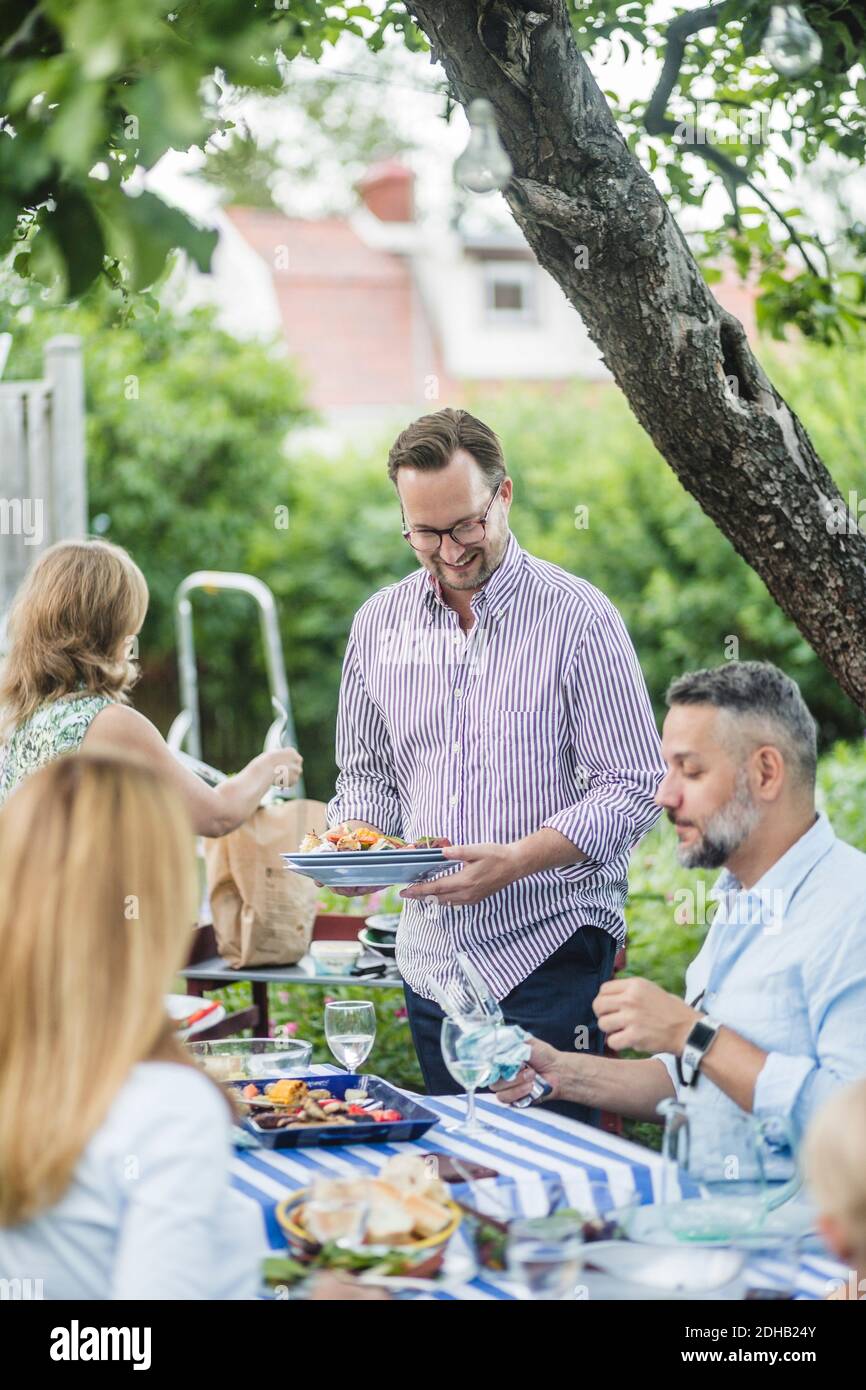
[365,1194,415,1244]
[304,1206,359,1245]
[404,1193,452,1238]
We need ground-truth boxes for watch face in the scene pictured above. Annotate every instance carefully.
[689,1020,716,1051]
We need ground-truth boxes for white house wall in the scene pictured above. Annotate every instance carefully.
[411,236,609,382]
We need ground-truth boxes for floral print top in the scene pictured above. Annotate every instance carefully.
[0,692,112,806]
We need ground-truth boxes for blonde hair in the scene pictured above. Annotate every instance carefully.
[0,539,149,737]
[802,1080,866,1266]
[0,751,212,1227]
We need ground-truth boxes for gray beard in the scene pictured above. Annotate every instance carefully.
[675,771,762,870]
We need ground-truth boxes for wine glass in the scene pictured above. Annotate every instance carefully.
[324,1000,376,1080]
[440,1015,499,1136]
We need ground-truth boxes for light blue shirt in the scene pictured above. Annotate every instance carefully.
[0,1062,265,1300]
[654,813,866,1139]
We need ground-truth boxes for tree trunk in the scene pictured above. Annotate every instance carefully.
[407,0,866,711]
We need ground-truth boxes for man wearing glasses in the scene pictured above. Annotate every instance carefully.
[327,407,664,1122]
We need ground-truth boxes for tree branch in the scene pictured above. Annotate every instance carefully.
[643,4,726,136]
[649,107,823,277]
[642,1,821,277]
[406,0,866,712]
[1,4,44,59]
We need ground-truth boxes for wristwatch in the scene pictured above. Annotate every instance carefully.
[678,1015,722,1087]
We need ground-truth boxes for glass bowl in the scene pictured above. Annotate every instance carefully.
[188,1037,313,1081]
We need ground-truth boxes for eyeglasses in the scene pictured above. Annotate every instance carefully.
[402,480,503,554]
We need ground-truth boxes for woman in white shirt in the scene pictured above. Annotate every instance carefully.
[0,750,263,1300]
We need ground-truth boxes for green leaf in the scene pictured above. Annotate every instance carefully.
[97,187,217,291]
[123,70,210,166]
[7,56,75,114]
[44,81,108,175]
[0,196,20,255]
[52,187,106,298]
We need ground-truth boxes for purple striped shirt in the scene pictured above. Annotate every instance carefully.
[327,532,664,1001]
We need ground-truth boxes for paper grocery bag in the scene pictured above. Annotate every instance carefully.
[203,798,326,968]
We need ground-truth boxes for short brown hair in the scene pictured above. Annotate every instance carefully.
[387,407,505,486]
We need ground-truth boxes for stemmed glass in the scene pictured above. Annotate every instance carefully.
[324,1000,376,1076]
[440,1015,499,1136]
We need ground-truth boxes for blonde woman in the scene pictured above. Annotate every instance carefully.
[0,538,302,831]
[803,1079,866,1301]
[0,752,263,1299]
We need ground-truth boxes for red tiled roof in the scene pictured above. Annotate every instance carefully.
[226,206,422,407]
[226,207,406,282]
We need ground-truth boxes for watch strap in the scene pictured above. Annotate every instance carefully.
[677,1015,721,1087]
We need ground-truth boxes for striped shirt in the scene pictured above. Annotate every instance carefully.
[327,531,664,1001]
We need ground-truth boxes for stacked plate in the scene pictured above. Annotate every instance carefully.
[282,847,455,888]
[359,911,401,960]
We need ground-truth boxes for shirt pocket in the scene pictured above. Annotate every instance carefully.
[712,971,811,1055]
[478,709,561,838]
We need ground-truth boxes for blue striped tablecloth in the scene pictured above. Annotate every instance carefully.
[230,1069,845,1301]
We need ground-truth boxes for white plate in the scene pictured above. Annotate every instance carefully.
[365,913,401,934]
[283,853,455,888]
[165,994,226,1039]
[582,1240,746,1292]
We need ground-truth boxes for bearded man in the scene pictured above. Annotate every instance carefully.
[492,661,866,1139]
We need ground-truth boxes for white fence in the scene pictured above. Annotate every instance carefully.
[0,335,86,638]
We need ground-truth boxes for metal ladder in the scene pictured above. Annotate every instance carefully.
[166,571,304,799]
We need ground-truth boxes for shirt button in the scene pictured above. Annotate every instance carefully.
[450,794,458,806]
[496,609,505,619]
[454,688,463,698]
[452,741,460,753]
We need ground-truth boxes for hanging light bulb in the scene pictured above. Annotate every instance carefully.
[454,98,513,194]
[761,3,822,79]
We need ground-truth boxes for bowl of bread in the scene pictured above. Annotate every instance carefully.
[275,1154,462,1276]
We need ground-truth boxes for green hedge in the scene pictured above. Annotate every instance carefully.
[4,290,864,791]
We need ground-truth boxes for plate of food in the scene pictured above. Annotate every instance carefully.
[229,1073,440,1148]
[283,826,458,887]
[300,827,452,854]
[270,1154,462,1279]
